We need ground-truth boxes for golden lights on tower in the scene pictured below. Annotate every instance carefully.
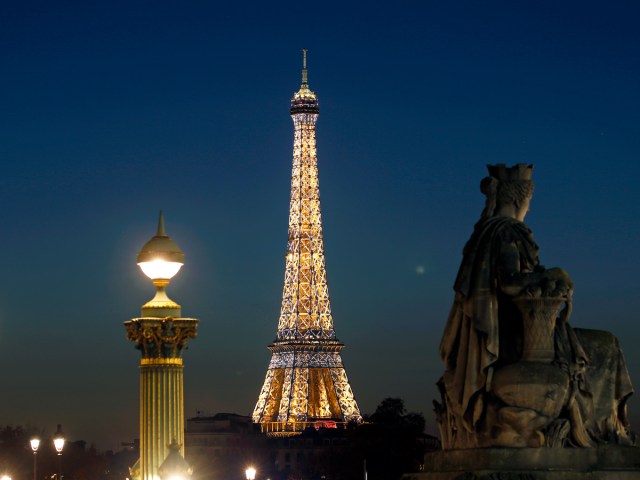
[253,50,362,434]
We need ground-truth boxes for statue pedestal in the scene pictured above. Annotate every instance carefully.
[404,446,640,479]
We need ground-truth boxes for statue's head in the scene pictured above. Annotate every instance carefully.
[481,164,534,221]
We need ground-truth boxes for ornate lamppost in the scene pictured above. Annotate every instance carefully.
[53,425,65,480]
[125,212,198,480]
[30,437,40,480]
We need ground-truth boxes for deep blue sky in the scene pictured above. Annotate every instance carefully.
[1,1,639,449]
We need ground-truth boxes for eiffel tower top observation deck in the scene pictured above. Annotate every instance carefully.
[252,50,362,434]
[289,48,319,116]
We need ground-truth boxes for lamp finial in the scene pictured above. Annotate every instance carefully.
[157,211,166,237]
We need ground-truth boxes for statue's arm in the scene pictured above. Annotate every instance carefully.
[497,241,541,296]
[497,241,573,298]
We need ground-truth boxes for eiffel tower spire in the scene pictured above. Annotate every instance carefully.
[252,50,362,434]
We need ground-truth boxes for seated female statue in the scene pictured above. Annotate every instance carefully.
[437,164,634,449]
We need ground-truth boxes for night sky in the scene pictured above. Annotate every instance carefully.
[1,1,639,450]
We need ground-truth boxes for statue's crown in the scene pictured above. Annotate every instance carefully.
[487,163,533,181]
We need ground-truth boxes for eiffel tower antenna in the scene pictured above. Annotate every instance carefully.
[301,48,308,85]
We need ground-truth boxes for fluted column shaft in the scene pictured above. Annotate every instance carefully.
[125,317,198,480]
[140,360,184,480]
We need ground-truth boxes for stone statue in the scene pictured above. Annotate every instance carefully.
[435,164,634,450]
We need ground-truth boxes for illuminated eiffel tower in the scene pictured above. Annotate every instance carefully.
[252,50,362,435]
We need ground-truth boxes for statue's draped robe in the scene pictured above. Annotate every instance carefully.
[440,217,531,431]
[569,328,634,444]
[439,216,634,446]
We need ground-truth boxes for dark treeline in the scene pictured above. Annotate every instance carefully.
[1,398,436,480]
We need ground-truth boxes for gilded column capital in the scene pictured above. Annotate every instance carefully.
[125,317,198,360]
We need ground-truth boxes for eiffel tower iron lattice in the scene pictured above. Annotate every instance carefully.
[252,50,362,435]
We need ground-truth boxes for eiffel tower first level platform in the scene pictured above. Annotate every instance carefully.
[253,340,361,435]
[252,50,362,435]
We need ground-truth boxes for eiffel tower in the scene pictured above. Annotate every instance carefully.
[252,50,362,435]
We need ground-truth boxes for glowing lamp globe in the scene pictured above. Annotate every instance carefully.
[139,260,183,282]
[138,212,185,282]
[54,437,64,453]
[30,437,40,452]
[246,468,257,480]
[53,424,65,454]
[138,212,185,317]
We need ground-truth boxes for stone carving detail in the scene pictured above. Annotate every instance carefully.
[516,296,564,363]
[436,164,635,449]
[125,317,198,359]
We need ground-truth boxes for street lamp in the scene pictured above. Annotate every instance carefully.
[125,213,199,480]
[1,475,12,480]
[30,437,40,480]
[53,424,65,480]
[246,467,257,480]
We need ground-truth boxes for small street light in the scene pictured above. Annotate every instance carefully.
[246,467,257,480]
[53,425,65,480]
[30,438,40,480]
[1,475,12,480]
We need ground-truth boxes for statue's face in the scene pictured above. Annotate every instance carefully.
[516,196,531,221]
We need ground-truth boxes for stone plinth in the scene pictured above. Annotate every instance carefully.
[403,446,640,480]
